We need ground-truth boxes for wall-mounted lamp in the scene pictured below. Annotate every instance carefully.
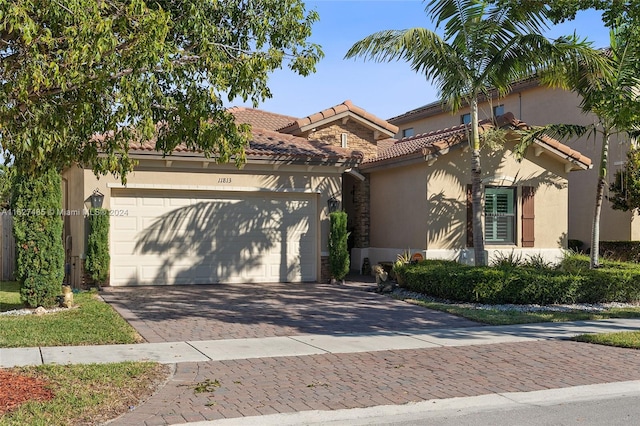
[327,195,340,213]
[90,189,104,209]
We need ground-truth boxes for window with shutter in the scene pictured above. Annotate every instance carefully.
[484,187,516,244]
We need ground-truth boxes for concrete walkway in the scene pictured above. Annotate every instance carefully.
[2,318,640,368]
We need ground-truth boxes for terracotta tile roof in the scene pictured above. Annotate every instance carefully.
[497,112,592,167]
[376,138,396,154]
[228,106,297,131]
[246,128,363,160]
[278,100,399,137]
[366,123,469,164]
[128,127,363,162]
[362,112,591,170]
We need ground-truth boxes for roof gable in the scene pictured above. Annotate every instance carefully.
[362,112,591,172]
[278,100,398,139]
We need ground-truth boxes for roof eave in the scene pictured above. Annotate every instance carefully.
[282,110,398,140]
[126,150,361,168]
[359,151,425,172]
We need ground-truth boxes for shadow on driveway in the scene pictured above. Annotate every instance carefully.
[101,281,482,343]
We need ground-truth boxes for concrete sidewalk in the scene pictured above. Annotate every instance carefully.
[2,318,640,368]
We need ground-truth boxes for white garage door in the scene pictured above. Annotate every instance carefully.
[109,189,317,285]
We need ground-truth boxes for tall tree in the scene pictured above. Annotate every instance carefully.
[517,22,640,268]
[0,164,10,209]
[345,0,605,266]
[0,0,322,304]
[0,0,322,178]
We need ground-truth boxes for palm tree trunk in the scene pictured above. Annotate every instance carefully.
[590,130,610,269]
[470,97,486,266]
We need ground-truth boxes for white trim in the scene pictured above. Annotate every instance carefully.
[345,168,366,182]
[107,183,320,193]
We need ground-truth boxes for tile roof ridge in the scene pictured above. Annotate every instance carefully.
[277,100,398,135]
[396,122,469,143]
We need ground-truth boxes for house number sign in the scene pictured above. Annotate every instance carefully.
[217,177,232,184]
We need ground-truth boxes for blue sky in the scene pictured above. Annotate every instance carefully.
[225,0,611,120]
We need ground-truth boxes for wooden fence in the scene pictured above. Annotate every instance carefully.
[1,214,15,281]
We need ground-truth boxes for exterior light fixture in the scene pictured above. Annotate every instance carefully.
[90,189,104,209]
[327,195,340,213]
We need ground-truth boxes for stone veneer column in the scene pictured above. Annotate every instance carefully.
[353,176,370,248]
[320,256,331,283]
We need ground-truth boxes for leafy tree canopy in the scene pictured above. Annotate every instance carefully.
[494,0,640,27]
[0,0,322,179]
[0,163,10,208]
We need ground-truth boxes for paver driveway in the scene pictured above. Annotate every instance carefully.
[101,281,480,342]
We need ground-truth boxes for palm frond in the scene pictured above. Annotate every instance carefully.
[513,123,593,161]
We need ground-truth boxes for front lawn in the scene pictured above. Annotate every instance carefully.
[0,281,21,311]
[574,331,640,349]
[0,283,142,347]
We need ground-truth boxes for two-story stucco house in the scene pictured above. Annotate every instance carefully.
[387,78,635,249]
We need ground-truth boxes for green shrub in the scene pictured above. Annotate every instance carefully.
[599,241,640,262]
[399,258,640,305]
[328,211,349,281]
[522,253,553,270]
[11,168,64,308]
[490,250,523,269]
[558,251,590,273]
[86,208,110,285]
[568,239,584,252]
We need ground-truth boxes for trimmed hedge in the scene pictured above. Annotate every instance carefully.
[395,259,640,304]
[12,168,65,308]
[599,241,640,263]
[328,211,349,281]
[85,208,110,285]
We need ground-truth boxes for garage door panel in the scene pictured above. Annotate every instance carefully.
[113,216,138,232]
[141,197,166,207]
[110,190,317,285]
[112,197,137,207]
[168,198,192,207]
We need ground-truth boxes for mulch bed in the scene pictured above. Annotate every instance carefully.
[0,370,54,415]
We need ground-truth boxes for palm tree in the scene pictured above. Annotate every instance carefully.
[345,0,607,266]
[517,22,640,268]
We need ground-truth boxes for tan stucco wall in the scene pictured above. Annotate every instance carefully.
[369,138,569,252]
[370,161,428,249]
[65,158,343,285]
[393,86,633,244]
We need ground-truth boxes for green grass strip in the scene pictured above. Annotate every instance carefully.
[0,289,142,347]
